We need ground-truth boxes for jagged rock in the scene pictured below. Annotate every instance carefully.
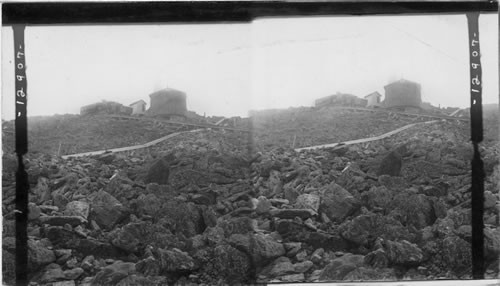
[45,226,123,258]
[380,239,423,266]
[484,191,497,209]
[89,190,128,230]
[133,193,162,217]
[283,242,302,257]
[442,234,471,275]
[276,219,348,251]
[203,226,225,247]
[280,273,305,282]
[64,201,90,219]
[361,186,392,210]
[310,248,324,264]
[261,256,295,277]
[377,150,402,177]
[81,255,95,271]
[270,208,316,219]
[343,267,396,281]
[143,156,172,185]
[33,177,52,204]
[219,217,256,237]
[109,221,185,254]
[293,260,314,273]
[319,253,364,281]
[198,244,253,284]
[3,250,15,284]
[378,175,408,191]
[115,274,167,286]
[28,239,56,271]
[484,227,500,261]
[156,200,204,238]
[319,183,360,223]
[339,213,414,247]
[53,281,76,286]
[256,196,272,214]
[91,261,136,286]
[136,256,161,276]
[28,203,42,220]
[388,192,436,230]
[420,185,447,197]
[39,215,87,227]
[364,248,389,268]
[157,248,197,273]
[64,267,84,280]
[294,193,321,213]
[228,233,285,265]
[40,263,66,283]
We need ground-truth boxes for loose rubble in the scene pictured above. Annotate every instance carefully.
[2,110,499,285]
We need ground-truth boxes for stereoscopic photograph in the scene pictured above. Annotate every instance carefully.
[1,3,499,286]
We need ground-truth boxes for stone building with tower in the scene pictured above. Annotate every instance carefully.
[382,79,422,110]
[147,87,187,118]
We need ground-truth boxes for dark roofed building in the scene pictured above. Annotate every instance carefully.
[383,79,422,109]
[80,101,132,116]
[315,92,367,108]
[148,88,187,118]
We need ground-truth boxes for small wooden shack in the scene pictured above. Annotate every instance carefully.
[148,88,187,118]
[129,100,147,115]
[364,92,382,108]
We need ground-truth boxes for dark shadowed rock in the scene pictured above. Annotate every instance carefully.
[275,219,348,251]
[270,208,316,219]
[136,256,160,276]
[156,200,204,238]
[319,183,360,223]
[157,248,197,273]
[143,154,176,185]
[339,213,414,247]
[380,239,423,266]
[39,215,87,227]
[64,267,84,280]
[484,227,500,261]
[197,244,253,284]
[28,239,56,271]
[319,253,364,281]
[442,234,471,275]
[218,217,256,237]
[229,233,285,265]
[115,274,167,286]
[377,150,402,177]
[260,256,295,278]
[361,186,393,210]
[45,226,124,258]
[343,267,396,281]
[89,190,128,230]
[388,192,436,230]
[110,221,185,254]
[91,261,136,286]
[40,263,65,283]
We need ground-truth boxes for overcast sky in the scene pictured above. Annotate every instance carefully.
[1,14,498,120]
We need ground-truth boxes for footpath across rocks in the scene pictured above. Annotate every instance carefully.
[2,111,499,285]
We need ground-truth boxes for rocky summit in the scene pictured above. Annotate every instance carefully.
[2,106,499,285]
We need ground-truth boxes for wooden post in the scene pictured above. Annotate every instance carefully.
[466,12,485,279]
[13,24,29,286]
